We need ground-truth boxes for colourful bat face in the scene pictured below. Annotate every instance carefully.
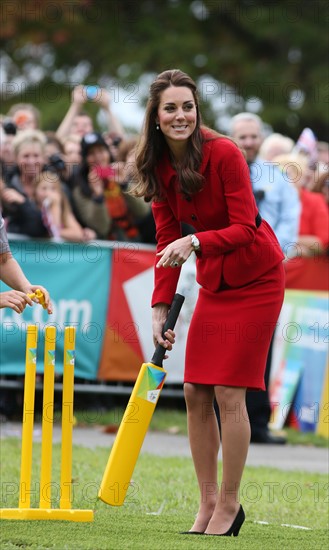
[136,363,167,404]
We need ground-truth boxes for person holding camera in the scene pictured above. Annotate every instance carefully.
[1,104,41,181]
[0,117,17,180]
[43,131,79,191]
[7,103,41,131]
[55,85,125,144]
[70,132,153,241]
[229,113,300,444]
[69,132,112,239]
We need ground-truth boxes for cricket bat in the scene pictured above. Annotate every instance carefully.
[98,293,185,506]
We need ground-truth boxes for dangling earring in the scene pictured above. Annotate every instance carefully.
[156,124,160,130]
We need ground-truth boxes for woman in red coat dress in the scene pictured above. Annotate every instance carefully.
[133,70,285,537]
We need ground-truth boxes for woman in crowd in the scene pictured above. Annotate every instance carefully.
[274,154,329,256]
[1,129,49,237]
[33,170,95,241]
[312,169,329,207]
[69,132,112,239]
[71,132,151,241]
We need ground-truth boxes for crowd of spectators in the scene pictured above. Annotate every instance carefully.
[0,86,328,257]
[0,86,156,245]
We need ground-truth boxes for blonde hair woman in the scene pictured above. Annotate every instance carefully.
[1,129,48,236]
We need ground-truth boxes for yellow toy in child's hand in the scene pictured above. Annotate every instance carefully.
[27,289,47,309]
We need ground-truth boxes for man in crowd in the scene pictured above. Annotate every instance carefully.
[229,112,300,444]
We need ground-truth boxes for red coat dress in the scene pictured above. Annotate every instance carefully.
[152,131,285,390]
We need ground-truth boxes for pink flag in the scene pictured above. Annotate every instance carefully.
[294,128,318,165]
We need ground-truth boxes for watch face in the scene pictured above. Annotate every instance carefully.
[191,235,200,249]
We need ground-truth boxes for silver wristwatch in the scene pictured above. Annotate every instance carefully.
[190,234,200,251]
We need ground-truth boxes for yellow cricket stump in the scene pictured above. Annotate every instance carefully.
[39,326,56,509]
[19,325,38,509]
[60,327,75,510]
[0,325,94,522]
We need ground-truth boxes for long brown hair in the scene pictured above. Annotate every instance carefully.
[133,69,222,201]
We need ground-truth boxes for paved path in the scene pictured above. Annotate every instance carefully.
[1,423,328,474]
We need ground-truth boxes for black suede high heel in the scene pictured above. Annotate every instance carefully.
[205,505,245,537]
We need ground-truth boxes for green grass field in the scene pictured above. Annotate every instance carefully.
[0,435,328,550]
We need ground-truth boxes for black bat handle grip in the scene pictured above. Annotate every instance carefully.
[151,293,185,367]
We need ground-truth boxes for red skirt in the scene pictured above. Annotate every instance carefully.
[184,262,285,391]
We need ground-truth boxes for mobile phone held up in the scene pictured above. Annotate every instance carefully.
[94,165,115,180]
[84,85,100,100]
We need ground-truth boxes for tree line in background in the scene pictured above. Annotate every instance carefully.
[1,0,328,139]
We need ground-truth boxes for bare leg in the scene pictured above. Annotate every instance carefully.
[205,385,250,535]
[184,382,219,532]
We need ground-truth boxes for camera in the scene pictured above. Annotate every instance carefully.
[94,165,115,179]
[45,154,66,175]
[2,119,17,135]
[84,85,100,101]
[111,136,122,147]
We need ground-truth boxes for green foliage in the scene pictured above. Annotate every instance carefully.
[0,438,328,549]
[1,1,328,137]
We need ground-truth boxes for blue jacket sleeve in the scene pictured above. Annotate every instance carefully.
[273,180,300,253]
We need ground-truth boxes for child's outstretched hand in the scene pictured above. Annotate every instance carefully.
[27,287,53,314]
[0,290,32,313]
